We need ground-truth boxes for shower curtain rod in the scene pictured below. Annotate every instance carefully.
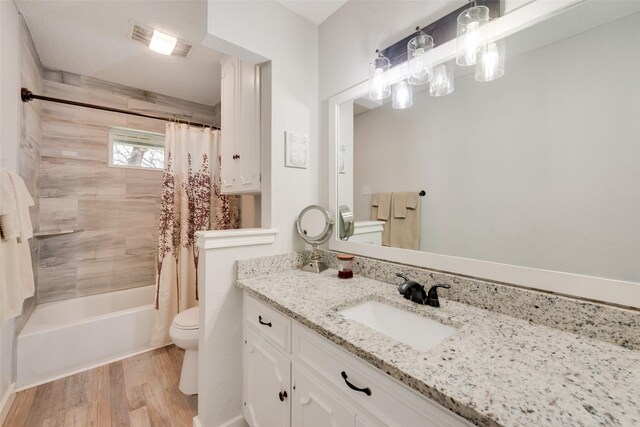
[20,88,220,130]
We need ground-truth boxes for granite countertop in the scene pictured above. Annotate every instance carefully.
[237,269,640,427]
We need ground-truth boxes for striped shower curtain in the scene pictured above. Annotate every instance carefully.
[150,123,239,347]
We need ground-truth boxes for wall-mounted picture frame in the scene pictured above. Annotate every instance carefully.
[285,131,308,169]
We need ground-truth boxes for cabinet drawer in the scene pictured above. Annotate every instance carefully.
[293,323,472,427]
[245,296,291,354]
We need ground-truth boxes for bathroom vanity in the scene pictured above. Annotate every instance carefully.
[238,268,640,427]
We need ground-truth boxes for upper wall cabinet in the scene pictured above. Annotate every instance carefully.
[220,57,261,194]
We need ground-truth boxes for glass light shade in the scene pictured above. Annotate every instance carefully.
[392,80,413,109]
[456,5,489,66]
[369,51,391,100]
[476,40,505,82]
[430,61,454,97]
[407,32,434,85]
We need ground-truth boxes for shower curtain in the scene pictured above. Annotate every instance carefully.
[151,123,239,346]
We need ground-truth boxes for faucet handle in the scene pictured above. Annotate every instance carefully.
[426,283,451,307]
[395,272,410,282]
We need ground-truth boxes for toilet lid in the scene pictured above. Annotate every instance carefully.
[173,306,199,330]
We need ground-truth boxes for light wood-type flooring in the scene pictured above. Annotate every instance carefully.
[3,345,197,427]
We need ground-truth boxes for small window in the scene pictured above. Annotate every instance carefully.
[109,127,165,170]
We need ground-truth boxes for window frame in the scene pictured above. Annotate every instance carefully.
[108,126,166,171]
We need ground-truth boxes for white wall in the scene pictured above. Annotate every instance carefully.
[351,12,640,283]
[0,0,21,416]
[199,2,318,426]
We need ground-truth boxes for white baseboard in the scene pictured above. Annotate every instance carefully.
[218,415,248,427]
[194,414,247,427]
[0,383,16,425]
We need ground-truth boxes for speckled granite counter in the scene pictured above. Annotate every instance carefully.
[238,269,640,427]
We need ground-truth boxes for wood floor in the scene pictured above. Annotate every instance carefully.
[3,345,197,427]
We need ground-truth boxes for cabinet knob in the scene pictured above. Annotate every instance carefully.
[279,390,288,401]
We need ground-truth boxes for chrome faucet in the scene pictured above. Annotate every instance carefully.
[395,273,451,307]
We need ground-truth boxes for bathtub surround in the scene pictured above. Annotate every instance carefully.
[37,71,218,303]
[16,285,157,389]
[236,250,640,350]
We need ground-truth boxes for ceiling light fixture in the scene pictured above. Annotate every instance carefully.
[369,50,391,100]
[149,30,177,56]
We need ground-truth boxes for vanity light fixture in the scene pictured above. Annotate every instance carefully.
[407,27,434,86]
[392,80,413,109]
[149,29,178,56]
[430,61,454,97]
[476,39,505,82]
[456,4,489,66]
[369,50,391,100]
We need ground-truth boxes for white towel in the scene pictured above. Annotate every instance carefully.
[0,170,35,325]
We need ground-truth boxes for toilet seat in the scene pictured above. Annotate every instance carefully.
[172,306,199,330]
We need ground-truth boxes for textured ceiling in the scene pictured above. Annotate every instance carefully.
[275,0,347,25]
[16,0,225,106]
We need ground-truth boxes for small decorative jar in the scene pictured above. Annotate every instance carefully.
[337,254,354,279]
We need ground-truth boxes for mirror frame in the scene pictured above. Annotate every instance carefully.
[328,0,640,308]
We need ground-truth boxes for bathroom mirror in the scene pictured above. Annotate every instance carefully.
[330,0,640,307]
[296,205,334,273]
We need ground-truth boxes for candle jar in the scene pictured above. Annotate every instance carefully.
[337,254,354,279]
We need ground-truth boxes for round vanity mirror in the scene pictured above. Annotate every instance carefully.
[296,205,334,273]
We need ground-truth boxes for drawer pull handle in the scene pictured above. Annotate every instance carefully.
[279,390,288,401]
[341,371,371,396]
[258,315,272,327]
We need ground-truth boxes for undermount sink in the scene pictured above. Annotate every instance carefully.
[339,300,457,352]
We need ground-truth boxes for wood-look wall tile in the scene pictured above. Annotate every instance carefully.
[39,197,78,231]
[125,169,162,199]
[76,255,155,296]
[43,79,128,110]
[41,157,126,199]
[38,265,77,303]
[124,228,158,257]
[78,199,158,230]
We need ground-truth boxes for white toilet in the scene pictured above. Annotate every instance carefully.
[169,306,199,395]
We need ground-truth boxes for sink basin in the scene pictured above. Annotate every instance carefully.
[339,301,456,352]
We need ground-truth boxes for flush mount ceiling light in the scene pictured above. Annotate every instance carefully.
[369,49,391,100]
[149,30,177,55]
[131,23,192,57]
[456,4,489,66]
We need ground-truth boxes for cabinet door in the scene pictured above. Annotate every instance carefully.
[292,366,356,427]
[243,326,291,427]
[220,57,238,193]
[235,61,261,192]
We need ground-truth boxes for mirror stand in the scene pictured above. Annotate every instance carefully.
[302,243,327,273]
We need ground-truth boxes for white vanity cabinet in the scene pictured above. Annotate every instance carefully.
[243,294,472,427]
[220,57,261,194]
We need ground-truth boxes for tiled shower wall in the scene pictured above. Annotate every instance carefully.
[37,70,219,303]
[16,16,42,330]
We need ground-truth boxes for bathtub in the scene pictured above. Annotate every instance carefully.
[17,285,159,389]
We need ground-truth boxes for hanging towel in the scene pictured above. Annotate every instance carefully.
[371,192,392,246]
[0,170,35,325]
[389,192,421,250]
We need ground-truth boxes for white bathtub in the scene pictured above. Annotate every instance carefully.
[17,285,158,389]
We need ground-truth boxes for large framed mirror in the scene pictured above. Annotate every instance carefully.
[328,0,640,308]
